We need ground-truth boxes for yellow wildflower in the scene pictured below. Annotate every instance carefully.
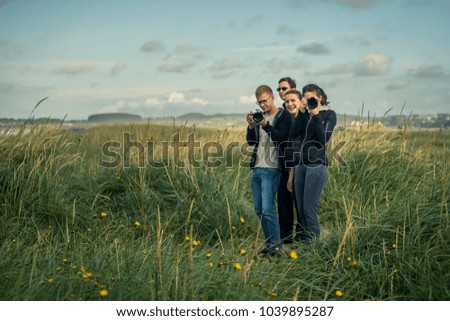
[99,289,109,297]
[289,251,298,259]
[234,263,241,270]
[206,252,212,258]
[209,262,214,267]
[335,290,343,297]
[101,212,107,217]
[63,258,69,263]
[82,272,93,279]
[239,217,245,223]
[239,249,246,255]
[47,278,54,283]
[185,236,190,241]
[192,240,200,246]
[392,243,397,249]
[269,291,278,297]
[134,221,141,227]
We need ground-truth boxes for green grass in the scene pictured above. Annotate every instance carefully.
[0,122,448,300]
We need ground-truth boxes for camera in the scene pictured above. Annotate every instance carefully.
[307,97,318,110]
[253,110,265,123]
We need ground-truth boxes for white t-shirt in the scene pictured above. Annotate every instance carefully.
[254,112,278,169]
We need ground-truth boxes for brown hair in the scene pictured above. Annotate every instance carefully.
[255,85,273,97]
[284,89,302,100]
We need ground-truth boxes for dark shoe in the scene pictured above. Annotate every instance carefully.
[258,248,270,257]
[282,236,294,244]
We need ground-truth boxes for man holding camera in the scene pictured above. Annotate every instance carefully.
[246,85,293,257]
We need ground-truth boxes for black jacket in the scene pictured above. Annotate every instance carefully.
[318,109,337,143]
[285,111,327,167]
[246,108,293,169]
[285,109,337,167]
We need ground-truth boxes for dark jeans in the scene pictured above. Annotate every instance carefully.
[293,164,328,240]
[278,169,294,241]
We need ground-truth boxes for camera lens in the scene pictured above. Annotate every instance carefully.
[253,111,264,123]
[307,97,318,109]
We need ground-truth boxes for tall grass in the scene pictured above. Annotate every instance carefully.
[0,121,448,300]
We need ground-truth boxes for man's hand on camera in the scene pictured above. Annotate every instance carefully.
[258,117,268,127]
[246,111,255,129]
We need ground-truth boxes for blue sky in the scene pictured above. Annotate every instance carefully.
[0,0,449,120]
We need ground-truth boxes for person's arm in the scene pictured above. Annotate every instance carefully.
[261,111,293,143]
[287,167,294,193]
[323,110,337,142]
[246,112,257,146]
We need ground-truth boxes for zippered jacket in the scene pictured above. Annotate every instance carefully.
[246,108,293,170]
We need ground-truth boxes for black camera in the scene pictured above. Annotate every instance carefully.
[253,110,265,123]
[307,97,318,110]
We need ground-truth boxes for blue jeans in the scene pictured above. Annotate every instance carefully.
[294,164,328,240]
[251,167,282,252]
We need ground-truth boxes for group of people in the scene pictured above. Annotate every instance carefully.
[246,77,336,257]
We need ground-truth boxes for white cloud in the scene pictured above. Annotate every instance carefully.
[317,52,392,77]
[239,95,255,104]
[354,52,392,76]
[168,92,185,103]
[191,98,208,106]
[167,92,209,105]
[144,98,161,106]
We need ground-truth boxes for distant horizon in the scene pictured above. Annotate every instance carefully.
[1,110,449,122]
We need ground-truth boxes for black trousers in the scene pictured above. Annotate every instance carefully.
[277,169,294,240]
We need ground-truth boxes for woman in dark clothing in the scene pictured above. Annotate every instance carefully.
[286,84,335,241]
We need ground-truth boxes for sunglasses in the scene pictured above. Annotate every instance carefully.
[277,87,289,92]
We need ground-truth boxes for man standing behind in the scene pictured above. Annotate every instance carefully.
[246,85,293,257]
[276,77,296,243]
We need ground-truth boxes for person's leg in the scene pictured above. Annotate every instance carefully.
[277,169,294,243]
[302,165,328,239]
[251,168,262,216]
[260,168,282,253]
[293,164,307,241]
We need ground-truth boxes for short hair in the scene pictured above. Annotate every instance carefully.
[278,77,296,89]
[302,83,329,106]
[255,85,273,97]
[284,89,302,100]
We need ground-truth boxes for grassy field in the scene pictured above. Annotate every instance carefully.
[0,121,448,301]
